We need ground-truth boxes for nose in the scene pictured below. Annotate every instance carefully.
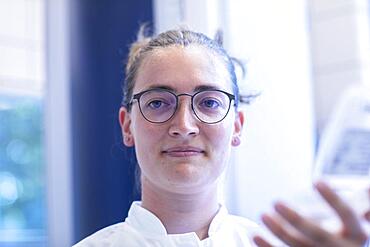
[168,97,199,138]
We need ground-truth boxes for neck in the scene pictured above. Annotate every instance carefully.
[140,177,220,240]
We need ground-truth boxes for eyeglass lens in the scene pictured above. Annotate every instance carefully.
[138,90,231,123]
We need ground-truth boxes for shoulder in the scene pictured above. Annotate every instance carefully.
[221,214,265,239]
[208,212,263,246]
[223,213,261,234]
[72,222,127,247]
[211,205,262,237]
[222,214,284,246]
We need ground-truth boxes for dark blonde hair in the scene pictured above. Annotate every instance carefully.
[122,26,254,110]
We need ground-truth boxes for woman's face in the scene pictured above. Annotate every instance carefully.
[119,46,244,194]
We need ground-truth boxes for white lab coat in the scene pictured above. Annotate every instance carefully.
[73,201,265,247]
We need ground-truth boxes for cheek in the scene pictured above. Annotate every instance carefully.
[205,122,234,157]
[131,111,165,141]
[203,124,233,181]
[133,125,162,177]
[211,115,234,141]
[131,115,166,162]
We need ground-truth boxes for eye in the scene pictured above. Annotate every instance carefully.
[147,99,168,109]
[200,98,221,109]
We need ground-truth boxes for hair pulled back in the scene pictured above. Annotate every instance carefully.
[122,26,255,110]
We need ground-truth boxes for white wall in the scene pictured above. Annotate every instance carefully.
[223,0,316,222]
[154,0,221,36]
[309,0,370,132]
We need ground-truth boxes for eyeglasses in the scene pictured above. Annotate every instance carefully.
[130,88,236,124]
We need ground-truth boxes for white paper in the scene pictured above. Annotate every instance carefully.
[314,84,370,189]
[311,84,370,233]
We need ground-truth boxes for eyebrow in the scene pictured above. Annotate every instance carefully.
[146,85,174,91]
[193,85,220,92]
[145,84,222,93]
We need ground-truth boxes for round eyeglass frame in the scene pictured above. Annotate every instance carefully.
[129,88,236,124]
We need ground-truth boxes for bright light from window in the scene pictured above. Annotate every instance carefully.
[0,0,46,246]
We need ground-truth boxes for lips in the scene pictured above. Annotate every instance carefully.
[162,146,205,157]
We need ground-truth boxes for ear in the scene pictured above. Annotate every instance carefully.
[119,106,135,147]
[232,110,245,147]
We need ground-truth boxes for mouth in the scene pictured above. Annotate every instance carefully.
[162,146,205,157]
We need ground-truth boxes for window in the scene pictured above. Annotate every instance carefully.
[0,0,47,245]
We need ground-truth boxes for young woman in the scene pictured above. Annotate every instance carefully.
[74,28,370,247]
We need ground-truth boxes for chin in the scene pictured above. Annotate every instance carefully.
[162,164,216,191]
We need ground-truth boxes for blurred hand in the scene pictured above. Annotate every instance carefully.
[253,182,370,247]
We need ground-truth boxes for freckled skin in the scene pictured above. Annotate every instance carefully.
[121,45,243,195]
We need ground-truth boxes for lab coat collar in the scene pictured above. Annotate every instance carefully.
[126,201,228,239]
[126,201,168,237]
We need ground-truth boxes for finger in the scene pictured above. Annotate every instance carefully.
[315,181,367,240]
[274,202,334,245]
[253,235,274,247]
[365,210,370,221]
[366,188,370,221]
[261,213,314,247]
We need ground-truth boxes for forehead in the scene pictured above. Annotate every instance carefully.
[134,45,232,92]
